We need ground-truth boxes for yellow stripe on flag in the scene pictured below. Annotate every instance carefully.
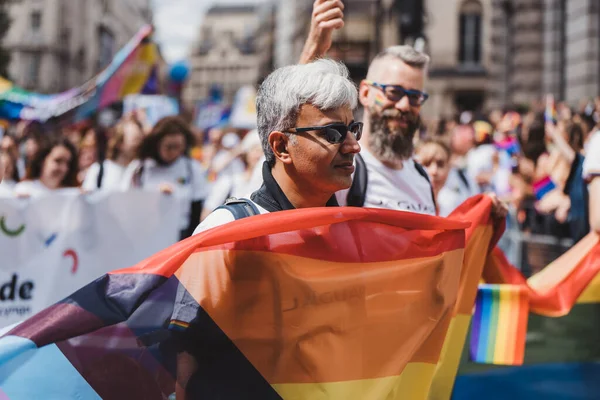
[272,363,436,400]
[428,314,472,400]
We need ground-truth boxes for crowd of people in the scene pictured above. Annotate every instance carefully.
[0,0,598,253]
[0,76,598,245]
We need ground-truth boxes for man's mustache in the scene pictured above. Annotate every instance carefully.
[379,109,415,121]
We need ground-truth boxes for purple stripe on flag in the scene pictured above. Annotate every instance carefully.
[470,287,484,360]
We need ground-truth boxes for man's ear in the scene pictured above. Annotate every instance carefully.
[359,80,371,108]
[269,131,293,165]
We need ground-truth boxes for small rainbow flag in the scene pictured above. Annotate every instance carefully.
[469,284,529,365]
[545,94,558,124]
[533,175,556,200]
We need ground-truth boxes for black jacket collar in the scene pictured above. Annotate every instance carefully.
[250,162,339,212]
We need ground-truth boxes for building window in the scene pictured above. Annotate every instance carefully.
[28,53,41,87]
[458,0,482,65]
[30,11,42,32]
[98,26,115,70]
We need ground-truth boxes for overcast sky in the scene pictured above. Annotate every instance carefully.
[152,0,266,64]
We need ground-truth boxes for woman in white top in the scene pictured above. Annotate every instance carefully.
[121,116,209,239]
[14,138,79,198]
[82,118,144,191]
[416,137,477,217]
[201,130,264,219]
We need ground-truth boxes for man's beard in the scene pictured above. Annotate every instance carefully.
[368,107,421,163]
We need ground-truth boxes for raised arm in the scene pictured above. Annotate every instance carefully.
[545,122,576,164]
[299,0,345,64]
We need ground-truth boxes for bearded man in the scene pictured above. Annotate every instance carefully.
[299,0,507,218]
[332,46,436,214]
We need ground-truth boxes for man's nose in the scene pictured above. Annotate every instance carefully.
[395,95,411,112]
[340,132,361,154]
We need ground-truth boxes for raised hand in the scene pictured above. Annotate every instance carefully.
[299,0,345,64]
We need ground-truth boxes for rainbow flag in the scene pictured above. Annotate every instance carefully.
[0,25,158,122]
[0,207,468,399]
[469,284,529,365]
[533,176,556,200]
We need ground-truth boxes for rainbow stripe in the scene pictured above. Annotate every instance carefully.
[545,98,558,124]
[533,176,556,200]
[495,137,520,155]
[374,91,387,107]
[469,284,529,365]
[168,319,190,331]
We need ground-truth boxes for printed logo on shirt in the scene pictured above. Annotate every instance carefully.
[373,198,436,215]
[177,176,188,185]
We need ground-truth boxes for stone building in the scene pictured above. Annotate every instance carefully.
[183,4,275,105]
[421,0,493,118]
[489,0,600,109]
[4,0,152,93]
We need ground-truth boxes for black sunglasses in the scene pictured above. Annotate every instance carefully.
[288,121,363,144]
[365,80,429,106]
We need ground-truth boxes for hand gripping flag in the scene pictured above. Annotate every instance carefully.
[0,207,468,400]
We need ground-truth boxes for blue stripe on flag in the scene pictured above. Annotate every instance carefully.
[0,336,101,399]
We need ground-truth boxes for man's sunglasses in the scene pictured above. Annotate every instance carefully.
[287,121,363,144]
[364,80,429,106]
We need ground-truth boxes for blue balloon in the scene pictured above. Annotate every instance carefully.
[169,62,190,83]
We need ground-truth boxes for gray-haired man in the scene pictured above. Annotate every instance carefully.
[194,58,362,233]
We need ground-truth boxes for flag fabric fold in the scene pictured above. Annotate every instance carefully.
[483,232,600,317]
[429,195,505,399]
[0,207,468,400]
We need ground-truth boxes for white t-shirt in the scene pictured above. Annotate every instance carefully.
[583,130,600,181]
[211,150,245,181]
[203,172,260,213]
[466,144,497,191]
[437,168,480,217]
[336,149,436,215]
[82,160,128,191]
[193,198,268,235]
[121,157,209,229]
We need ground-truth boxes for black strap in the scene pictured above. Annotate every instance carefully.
[414,161,437,210]
[456,168,470,190]
[96,161,105,189]
[215,197,260,220]
[346,153,368,207]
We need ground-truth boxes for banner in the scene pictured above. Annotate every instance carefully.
[0,25,159,122]
[0,207,468,399]
[0,191,181,327]
[229,85,257,129]
[193,100,230,130]
[123,95,179,127]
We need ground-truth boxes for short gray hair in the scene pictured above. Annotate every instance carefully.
[256,59,358,166]
[367,45,430,78]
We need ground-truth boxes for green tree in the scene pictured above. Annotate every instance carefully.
[0,0,11,77]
